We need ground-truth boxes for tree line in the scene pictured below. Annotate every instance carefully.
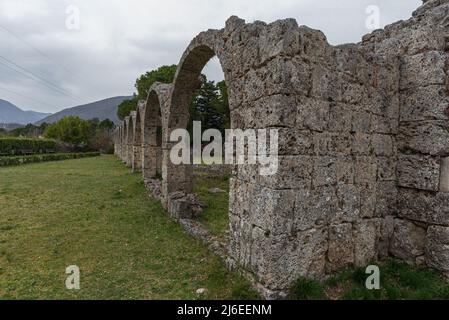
[0,117,115,153]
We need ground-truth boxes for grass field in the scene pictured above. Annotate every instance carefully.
[0,155,258,300]
[2,155,449,300]
[193,167,230,239]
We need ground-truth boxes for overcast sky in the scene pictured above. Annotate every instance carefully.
[0,0,422,113]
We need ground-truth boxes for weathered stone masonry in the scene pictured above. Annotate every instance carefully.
[114,0,449,298]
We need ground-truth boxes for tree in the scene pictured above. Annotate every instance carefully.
[216,80,230,132]
[135,65,177,99]
[117,65,177,120]
[9,124,39,137]
[188,76,230,138]
[99,119,115,131]
[44,116,91,145]
[117,95,138,121]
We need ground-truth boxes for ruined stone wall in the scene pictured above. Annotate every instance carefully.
[361,0,449,272]
[114,0,449,299]
[131,110,142,172]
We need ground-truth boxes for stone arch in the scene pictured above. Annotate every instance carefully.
[131,109,142,172]
[120,120,127,163]
[163,30,233,198]
[124,116,133,167]
[119,122,125,162]
[141,83,172,181]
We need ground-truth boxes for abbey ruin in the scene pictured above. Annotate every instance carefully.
[113,0,449,299]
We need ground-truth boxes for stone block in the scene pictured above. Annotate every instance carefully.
[375,181,398,217]
[370,114,398,134]
[336,157,355,184]
[398,120,449,156]
[400,85,449,122]
[425,226,449,273]
[250,227,327,290]
[390,219,426,263]
[294,186,336,231]
[379,216,395,259]
[352,133,372,156]
[354,220,380,267]
[376,156,396,181]
[360,185,377,218]
[327,103,352,132]
[440,157,449,192]
[355,156,378,188]
[397,154,440,191]
[296,98,329,132]
[312,156,337,188]
[327,223,354,272]
[397,188,429,223]
[351,110,371,133]
[333,184,360,223]
[259,155,313,189]
[249,187,296,235]
[399,51,446,90]
[277,128,313,155]
[252,94,297,128]
[371,134,394,156]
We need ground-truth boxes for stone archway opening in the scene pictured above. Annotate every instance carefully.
[132,110,142,173]
[164,42,233,252]
[142,91,164,181]
[190,57,231,240]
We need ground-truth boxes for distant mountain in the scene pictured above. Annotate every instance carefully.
[0,99,51,125]
[36,96,132,125]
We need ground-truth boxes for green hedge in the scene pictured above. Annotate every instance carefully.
[0,152,100,167]
[0,138,56,155]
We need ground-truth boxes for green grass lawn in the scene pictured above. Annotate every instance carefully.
[0,155,258,300]
[193,167,230,238]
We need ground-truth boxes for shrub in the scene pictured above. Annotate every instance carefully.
[0,152,100,167]
[44,116,91,145]
[0,138,56,155]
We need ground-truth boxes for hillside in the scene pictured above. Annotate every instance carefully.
[36,96,132,125]
[0,99,50,125]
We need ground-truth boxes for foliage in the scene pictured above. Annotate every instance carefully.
[135,65,177,100]
[43,116,115,152]
[44,116,91,145]
[288,259,449,300]
[290,278,326,300]
[87,130,114,154]
[117,64,230,137]
[98,118,115,131]
[0,137,56,155]
[188,77,230,139]
[117,95,138,121]
[0,152,100,167]
[8,123,48,138]
[117,65,177,120]
[188,77,226,136]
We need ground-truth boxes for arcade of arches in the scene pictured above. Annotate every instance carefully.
[113,0,449,298]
